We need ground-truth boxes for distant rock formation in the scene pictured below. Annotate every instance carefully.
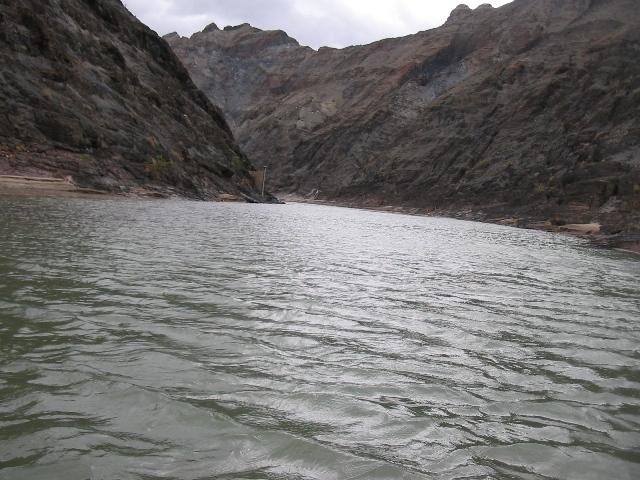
[166,0,639,234]
[0,0,265,200]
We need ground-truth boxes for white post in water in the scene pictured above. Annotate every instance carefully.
[261,166,267,197]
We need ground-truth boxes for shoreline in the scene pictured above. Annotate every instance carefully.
[277,193,640,255]
[0,175,225,201]
[2,178,636,255]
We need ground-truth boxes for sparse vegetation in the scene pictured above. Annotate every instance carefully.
[474,157,492,170]
[146,135,159,148]
[144,156,172,181]
[231,154,248,174]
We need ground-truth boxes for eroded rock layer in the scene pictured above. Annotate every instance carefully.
[0,0,262,199]
[167,0,640,234]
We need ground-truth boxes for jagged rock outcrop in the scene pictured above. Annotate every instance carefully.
[166,0,639,236]
[0,0,265,200]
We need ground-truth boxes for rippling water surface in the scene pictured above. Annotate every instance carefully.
[0,197,639,480]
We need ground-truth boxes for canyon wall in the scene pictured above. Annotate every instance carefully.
[167,0,640,233]
[0,0,263,200]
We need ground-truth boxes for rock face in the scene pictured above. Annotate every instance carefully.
[166,0,640,233]
[0,0,264,200]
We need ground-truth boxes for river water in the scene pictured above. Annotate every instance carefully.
[0,197,638,480]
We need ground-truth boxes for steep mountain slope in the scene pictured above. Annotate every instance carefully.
[0,0,263,200]
[166,0,640,236]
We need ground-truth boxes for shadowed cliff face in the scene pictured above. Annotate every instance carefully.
[166,0,640,232]
[0,0,263,199]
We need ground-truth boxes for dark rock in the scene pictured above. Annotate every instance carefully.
[203,22,219,33]
[0,0,264,200]
[447,4,473,23]
[224,24,252,32]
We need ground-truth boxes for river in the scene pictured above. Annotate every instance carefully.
[0,197,639,479]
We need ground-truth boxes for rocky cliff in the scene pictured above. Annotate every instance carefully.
[0,0,264,200]
[166,0,640,238]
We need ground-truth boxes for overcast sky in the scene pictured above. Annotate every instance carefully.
[124,0,513,49]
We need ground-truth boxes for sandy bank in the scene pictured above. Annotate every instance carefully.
[0,175,111,197]
[0,175,273,203]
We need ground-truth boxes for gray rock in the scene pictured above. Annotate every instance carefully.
[0,0,264,200]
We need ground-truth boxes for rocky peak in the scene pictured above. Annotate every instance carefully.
[183,22,300,49]
[447,4,472,23]
[446,3,499,25]
[202,22,219,33]
[223,23,254,32]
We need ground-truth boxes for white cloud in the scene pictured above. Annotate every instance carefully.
[124,0,513,49]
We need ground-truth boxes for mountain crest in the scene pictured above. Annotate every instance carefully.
[223,23,254,32]
[203,22,219,33]
[447,3,472,22]
[186,22,300,48]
